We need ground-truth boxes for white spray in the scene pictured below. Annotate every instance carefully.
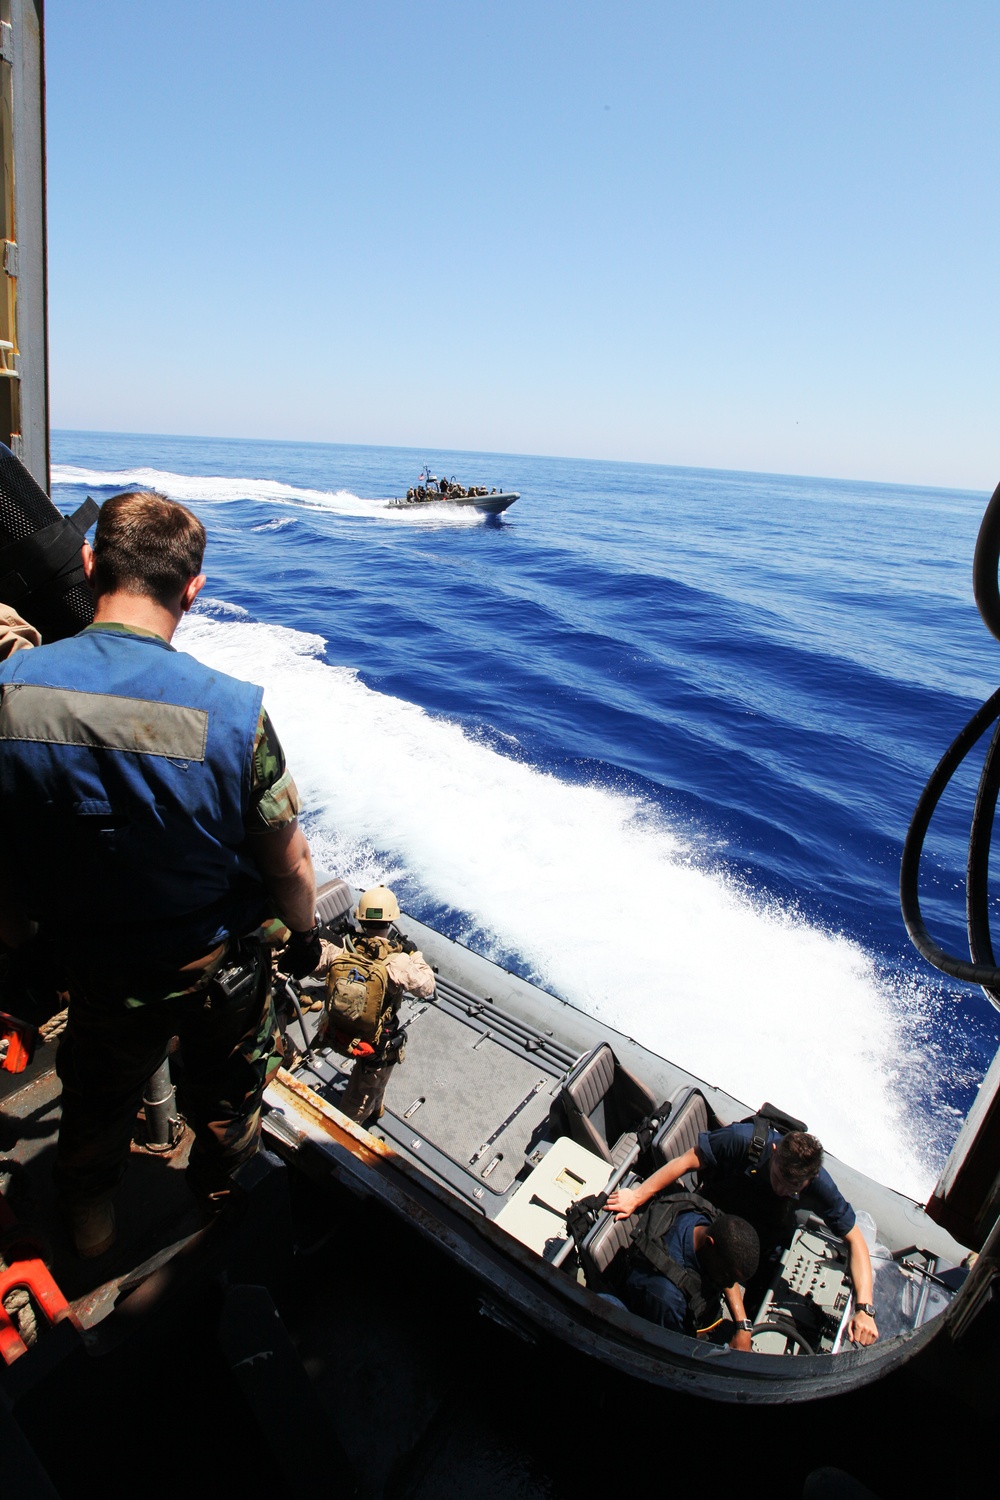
[178,611,936,1200]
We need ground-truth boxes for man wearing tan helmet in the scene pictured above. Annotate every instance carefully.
[313,885,435,1126]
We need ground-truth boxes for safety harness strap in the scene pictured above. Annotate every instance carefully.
[631,1191,721,1331]
[635,1098,672,1158]
[745,1102,809,1175]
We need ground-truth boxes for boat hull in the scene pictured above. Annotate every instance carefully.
[264,891,971,1404]
[386,491,519,514]
[264,1067,946,1404]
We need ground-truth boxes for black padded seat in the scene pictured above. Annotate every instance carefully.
[579,1208,639,1289]
[576,1089,714,1292]
[559,1043,658,1165]
[315,878,355,929]
[651,1086,711,1190]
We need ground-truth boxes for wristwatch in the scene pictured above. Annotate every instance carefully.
[736,1318,754,1332]
[854,1302,876,1318]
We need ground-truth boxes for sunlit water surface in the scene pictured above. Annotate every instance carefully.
[51,430,1000,1200]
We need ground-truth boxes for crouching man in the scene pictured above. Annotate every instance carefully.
[609,1122,878,1348]
[623,1192,760,1344]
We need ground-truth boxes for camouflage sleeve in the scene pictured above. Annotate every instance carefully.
[246,708,302,832]
[313,939,346,974]
[385,949,436,998]
[0,603,40,659]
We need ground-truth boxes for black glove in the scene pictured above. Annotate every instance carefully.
[282,926,322,979]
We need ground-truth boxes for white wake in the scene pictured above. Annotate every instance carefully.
[178,611,939,1201]
[51,464,486,528]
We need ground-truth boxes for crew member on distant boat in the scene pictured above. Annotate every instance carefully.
[393,471,504,507]
[313,884,435,1126]
[0,491,321,1257]
[608,1121,879,1347]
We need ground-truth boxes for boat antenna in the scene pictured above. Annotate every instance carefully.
[900,475,1000,1003]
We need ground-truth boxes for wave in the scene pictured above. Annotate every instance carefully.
[50,464,486,528]
[177,611,945,1201]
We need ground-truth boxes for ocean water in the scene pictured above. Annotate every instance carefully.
[50,430,1000,1202]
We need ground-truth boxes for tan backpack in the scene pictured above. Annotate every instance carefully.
[324,934,395,1049]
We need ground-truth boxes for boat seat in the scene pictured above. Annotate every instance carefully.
[650,1086,711,1190]
[576,1093,714,1290]
[574,1090,713,1286]
[558,1044,658,1166]
[315,878,356,930]
[578,1190,641,1290]
[612,1132,638,1169]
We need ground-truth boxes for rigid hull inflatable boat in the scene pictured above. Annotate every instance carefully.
[386,470,519,513]
[263,878,970,1405]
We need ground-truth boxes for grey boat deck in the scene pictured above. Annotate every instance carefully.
[296,976,575,1207]
[282,939,965,1372]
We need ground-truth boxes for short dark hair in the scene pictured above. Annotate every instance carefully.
[704,1215,760,1287]
[91,491,206,607]
[775,1132,824,1191]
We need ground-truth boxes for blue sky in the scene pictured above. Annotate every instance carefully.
[45,1,1000,487]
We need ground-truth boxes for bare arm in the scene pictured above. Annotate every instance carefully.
[723,1282,753,1352]
[844,1225,879,1346]
[248,820,317,932]
[606,1148,701,1220]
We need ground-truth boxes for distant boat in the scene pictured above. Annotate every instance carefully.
[386,470,519,514]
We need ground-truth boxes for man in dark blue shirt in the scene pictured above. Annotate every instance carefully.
[698,1123,856,1237]
[623,1202,759,1339]
[608,1123,879,1349]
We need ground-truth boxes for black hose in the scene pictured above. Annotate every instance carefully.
[751,1318,815,1355]
[966,718,1000,1003]
[900,474,1000,995]
[283,978,314,1061]
[899,686,1000,985]
[972,476,1000,645]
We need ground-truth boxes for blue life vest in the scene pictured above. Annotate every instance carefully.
[0,625,269,974]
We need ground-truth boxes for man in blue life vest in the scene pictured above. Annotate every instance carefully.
[608,1123,879,1348]
[0,491,322,1257]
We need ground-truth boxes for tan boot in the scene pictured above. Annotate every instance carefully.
[67,1196,116,1258]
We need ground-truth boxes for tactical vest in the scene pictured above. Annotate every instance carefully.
[631,1192,723,1334]
[325,933,400,1052]
[0,625,268,974]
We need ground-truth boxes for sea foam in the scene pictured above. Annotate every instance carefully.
[179,611,938,1200]
[51,464,486,528]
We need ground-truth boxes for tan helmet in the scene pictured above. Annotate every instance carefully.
[356,885,400,924]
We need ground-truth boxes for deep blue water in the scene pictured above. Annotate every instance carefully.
[50,429,1000,1198]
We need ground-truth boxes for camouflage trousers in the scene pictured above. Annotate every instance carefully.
[339,1020,404,1126]
[340,1057,396,1126]
[54,939,276,1209]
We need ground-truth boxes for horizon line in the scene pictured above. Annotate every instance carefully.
[50,426,992,501]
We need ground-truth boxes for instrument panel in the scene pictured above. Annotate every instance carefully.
[752,1223,854,1355]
